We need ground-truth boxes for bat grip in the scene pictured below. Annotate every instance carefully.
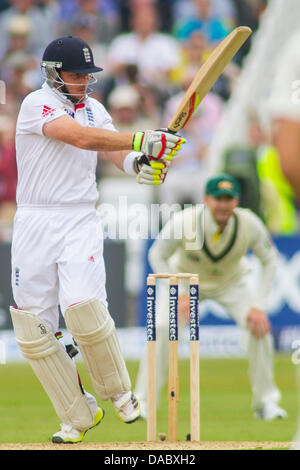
[167,128,177,134]
[155,127,177,135]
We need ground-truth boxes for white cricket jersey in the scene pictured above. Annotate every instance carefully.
[15,82,116,206]
[149,206,278,310]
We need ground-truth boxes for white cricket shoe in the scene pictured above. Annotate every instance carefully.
[112,391,141,423]
[52,407,104,443]
[254,402,287,421]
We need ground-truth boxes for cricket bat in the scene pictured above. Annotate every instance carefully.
[167,26,252,132]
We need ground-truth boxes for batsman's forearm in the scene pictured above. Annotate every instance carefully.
[77,127,135,151]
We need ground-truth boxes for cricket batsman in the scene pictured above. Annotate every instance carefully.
[135,174,287,421]
[10,36,185,443]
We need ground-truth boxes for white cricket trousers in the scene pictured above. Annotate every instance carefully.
[134,275,281,412]
[11,204,107,333]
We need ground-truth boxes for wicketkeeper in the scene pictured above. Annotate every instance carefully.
[10,36,185,443]
[135,174,287,421]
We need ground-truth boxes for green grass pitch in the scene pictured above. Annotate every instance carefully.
[0,355,297,444]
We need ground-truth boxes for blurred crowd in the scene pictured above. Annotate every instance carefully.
[1,0,296,242]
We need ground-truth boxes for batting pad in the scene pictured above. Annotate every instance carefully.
[10,307,94,430]
[64,298,131,400]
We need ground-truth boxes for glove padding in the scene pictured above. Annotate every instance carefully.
[133,129,186,160]
[135,154,170,185]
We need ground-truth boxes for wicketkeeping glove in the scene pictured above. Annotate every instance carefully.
[134,154,170,185]
[132,129,186,161]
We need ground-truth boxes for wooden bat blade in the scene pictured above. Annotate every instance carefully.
[168,26,252,132]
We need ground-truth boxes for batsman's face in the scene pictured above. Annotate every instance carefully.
[204,195,239,226]
[60,71,90,101]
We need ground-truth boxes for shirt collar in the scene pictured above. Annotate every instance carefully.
[42,81,88,109]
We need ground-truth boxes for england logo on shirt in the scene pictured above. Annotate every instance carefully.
[15,267,20,286]
[86,107,95,126]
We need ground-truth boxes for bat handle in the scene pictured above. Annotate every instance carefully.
[167,128,177,134]
[155,127,177,135]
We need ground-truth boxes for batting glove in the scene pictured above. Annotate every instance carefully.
[134,154,170,185]
[155,128,186,163]
[132,129,186,161]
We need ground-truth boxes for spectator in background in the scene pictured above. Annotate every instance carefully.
[173,0,232,47]
[5,54,35,107]
[171,26,238,104]
[0,115,17,241]
[0,14,41,116]
[100,84,160,177]
[173,0,236,30]
[173,0,266,36]
[58,0,120,45]
[0,0,54,59]
[228,0,263,63]
[241,0,268,26]
[107,84,160,133]
[0,14,33,65]
[0,1,10,13]
[118,0,174,34]
[107,2,181,102]
[35,0,62,38]
[170,31,207,87]
[0,15,40,85]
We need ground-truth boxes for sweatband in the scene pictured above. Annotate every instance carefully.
[123,151,142,175]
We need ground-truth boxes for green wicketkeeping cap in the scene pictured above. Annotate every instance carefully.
[205,173,240,198]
